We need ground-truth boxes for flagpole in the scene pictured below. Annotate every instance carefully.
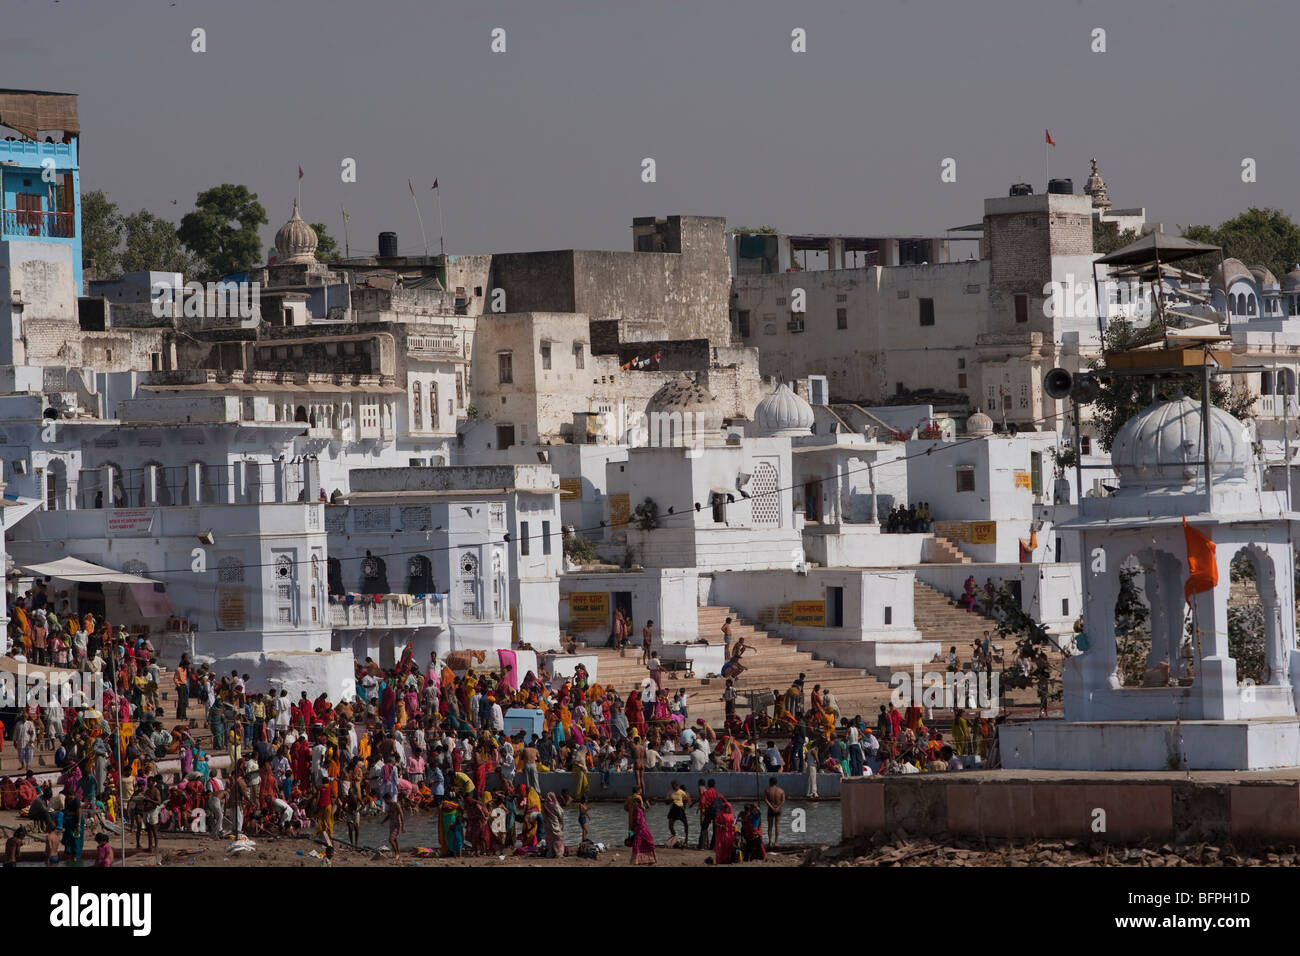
[341,205,350,260]
[410,182,430,261]
[435,186,445,259]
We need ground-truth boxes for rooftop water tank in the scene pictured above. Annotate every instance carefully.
[378,232,398,258]
[1047,178,1074,195]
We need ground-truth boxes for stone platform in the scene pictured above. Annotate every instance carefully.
[842,768,1300,845]
[1000,717,1300,771]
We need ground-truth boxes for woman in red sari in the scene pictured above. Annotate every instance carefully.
[463,794,492,854]
[626,694,645,737]
[712,796,736,864]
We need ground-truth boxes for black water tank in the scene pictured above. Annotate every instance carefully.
[378,232,398,257]
[1009,183,1034,197]
[1047,178,1074,195]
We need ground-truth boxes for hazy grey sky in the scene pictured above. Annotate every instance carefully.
[7,0,1299,258]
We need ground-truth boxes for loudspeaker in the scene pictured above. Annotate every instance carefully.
[1073,374,1101,403]
[1044,368,1073,400]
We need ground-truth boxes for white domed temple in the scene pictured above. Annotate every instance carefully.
[1001,394,1300,770]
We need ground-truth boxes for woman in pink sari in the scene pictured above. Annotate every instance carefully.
[631,802,657,865]
[712,796,736,864]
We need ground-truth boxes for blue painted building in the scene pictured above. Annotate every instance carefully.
[0,90,82,290]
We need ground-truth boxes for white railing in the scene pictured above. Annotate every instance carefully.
[1259,395,1300,418]
[328,595,448,629]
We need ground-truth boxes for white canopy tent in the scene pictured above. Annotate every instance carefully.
[22,556,161,585]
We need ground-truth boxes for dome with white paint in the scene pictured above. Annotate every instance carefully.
[965,408,994,437]
[753,383,814,437]
[1110,396,1251,493]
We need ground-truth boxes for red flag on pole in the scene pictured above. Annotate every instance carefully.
[1182,517,1218,603]
[298,165,303,179]
[431,178,438,190]
[1045,130,1055,146]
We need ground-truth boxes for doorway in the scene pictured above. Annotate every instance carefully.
[826,585,844,627]
[613,591,633,631]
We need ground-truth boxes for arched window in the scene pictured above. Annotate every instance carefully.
[407,555,433,594]
[1248,294,1257,316]
[295,405,309,423]
[360,551,389,594]
[412,382,423,431]
[327,557,343,595]
[430,382,440,430]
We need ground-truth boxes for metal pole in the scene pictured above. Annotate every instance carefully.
[1072,399,1084,503]
[1285,370,1293,512]
[1201,357,1213,503]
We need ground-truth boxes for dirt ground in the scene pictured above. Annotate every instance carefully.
[0,807,803,868]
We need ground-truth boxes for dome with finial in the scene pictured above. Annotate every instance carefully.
[1282,264,1300,293]
[1083,157,1111,211]
[753,383,814,437]
[965,408,993,437]
[644,375,726,446]
[1250,264,1279,291]
[1210,257,1253,292]
[274,199,318,264]
[1110,396,1251,494]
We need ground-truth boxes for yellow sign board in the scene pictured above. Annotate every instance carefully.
[1013,471,1033,489]
[608,493,630,529]
[559,477,582,499]
[568,592,610,630]
[969,521,997,544]
[791,600,826,627]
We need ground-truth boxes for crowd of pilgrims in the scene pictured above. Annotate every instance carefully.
[2,626,998,865]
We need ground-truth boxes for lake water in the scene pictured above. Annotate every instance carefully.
[359,797,841,851]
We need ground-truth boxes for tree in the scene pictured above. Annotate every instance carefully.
[1092,220,1139,257]
[310,223,338,262]
[1087,319,1256,452]
[177,184,268,278]
[993,585,1061,714]
[1179,208,1300,285]
[1114,564,1152,686]
[80,189,123,278]
[121,210,194,275]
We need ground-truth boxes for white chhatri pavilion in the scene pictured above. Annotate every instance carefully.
[1002,395,1300,770]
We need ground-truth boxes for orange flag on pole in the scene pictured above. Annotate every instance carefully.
[1182,517,1217,603]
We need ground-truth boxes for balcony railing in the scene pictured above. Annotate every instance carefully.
[328,595,448,629]
[3,208,75,239]
[1259,395,1299,418]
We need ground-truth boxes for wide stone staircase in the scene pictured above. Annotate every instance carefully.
[574,606,900,728]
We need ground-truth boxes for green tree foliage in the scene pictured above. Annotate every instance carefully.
[121,210,194,275]
[310,223,338,262]
[177,184,268,278]
[1114,564,1152,686]
[562,531,598,564]
[992,585,1061,713]
[80,189,123,277]
[1179,208,1300,285]
[1087,319,1256,452]
[1092,220,1139,257]
[632,497,660,530]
